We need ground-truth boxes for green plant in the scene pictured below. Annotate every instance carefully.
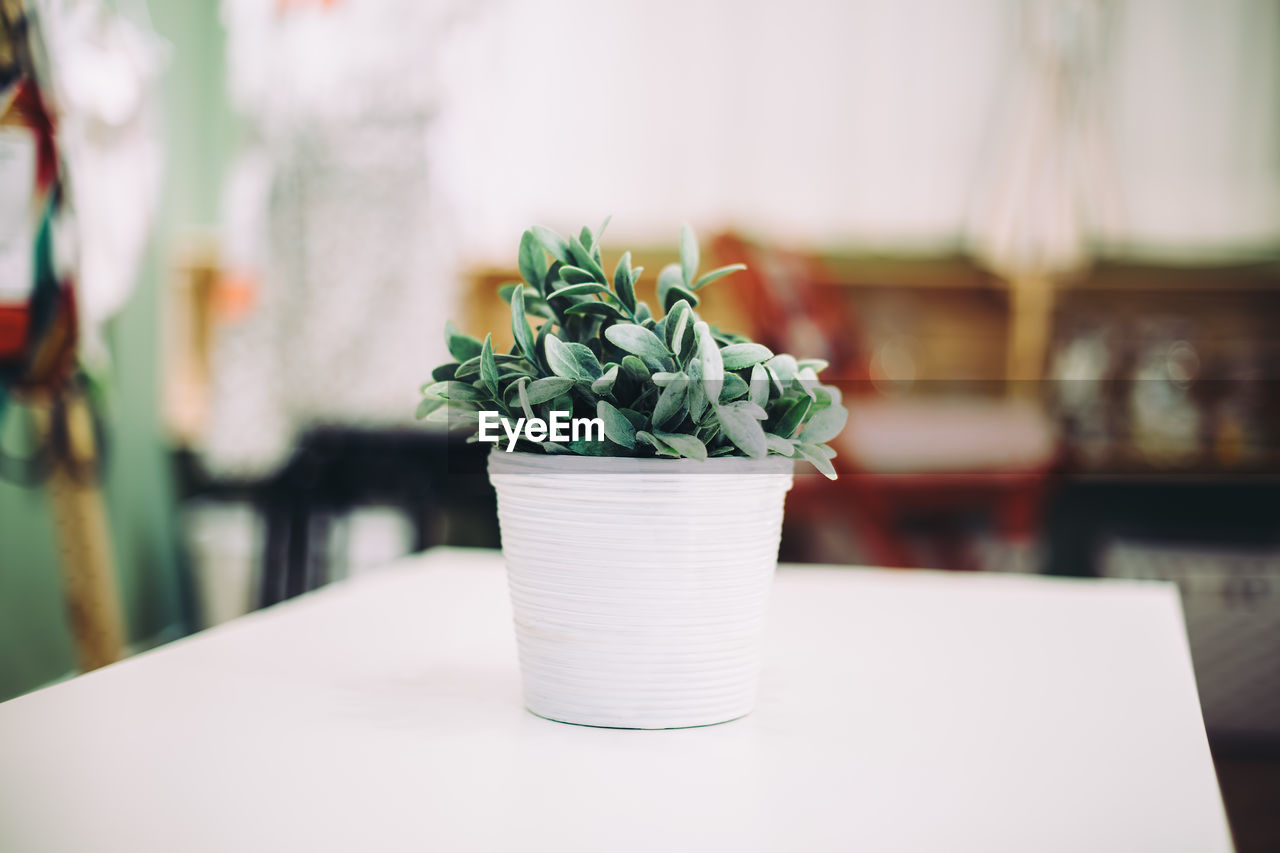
[417,221,847,478]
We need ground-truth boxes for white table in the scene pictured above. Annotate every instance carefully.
[0,548,1232,852]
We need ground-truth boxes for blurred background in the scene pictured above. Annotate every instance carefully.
[1,0,1277,845]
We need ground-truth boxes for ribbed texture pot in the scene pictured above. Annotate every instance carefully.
[488,450,794,729]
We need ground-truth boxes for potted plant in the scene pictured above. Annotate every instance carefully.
[418,221,847,728]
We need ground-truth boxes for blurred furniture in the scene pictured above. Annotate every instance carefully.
[1101,538,1280,741]
[254,429,495,604]
[1046,260,1280,477]
[713,233,1060,571]
[174,430,498,607]
[164,248,502,608]
[834,399,1058,570]
[1044,474,1280,751]
[0,548,1231,852]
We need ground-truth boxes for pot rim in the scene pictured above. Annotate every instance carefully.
[487,447,795,477]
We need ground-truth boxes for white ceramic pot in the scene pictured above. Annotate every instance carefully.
[488,450,794,729]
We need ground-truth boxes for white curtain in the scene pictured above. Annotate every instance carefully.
[433,0,1280,263]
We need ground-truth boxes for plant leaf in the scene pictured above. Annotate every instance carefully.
[717,401,767,458]
[637,431,680,458]
[680,224,699,288]
[432,363,459,382]
[619,354,650,390]
[516,376,535,421]
[480,334,499,397]
[798,357,830,373]
[657,263,684,310]
[664,299,692,356]
[425,404,453,423]
[569,437,610,456]
[613,251,635,313]
[604,323,669,358]
[525,293,554,320]
[518,230,548,293]
[797,366,821,400]
[543,261,564,294]
[446,381,485,402]
[686,359,709,422]
[565,342,604,380]
[597,400,637,449]
[511,288,536,361]
[796,442,838,480]
[526,377,576,404]
[815,383,843,407]
[580,225,604,266]
[695,321,723,402]
[693,263,746,290]
[558,266,599,286]
[618,407,648,429]
[720,343,774,370]
[499,285,552,322]
[534,321,552,372]
[770,395,812,438]
[765,353,798,392]
[532,226,570,265]
[569,234,607,282]
[543,334,584,381]
[653,380,688,429]
[749,364,770,408]
[548,282,611,299]
[445,321,482,362]
[654,430,707,461]
[499,361,537,379]
[765,434,796,456]
[446,410,481,430]
[563,302,626,320]
[663,283,699,314]
[719,372,749,402]
[802,402,849,444]
[590,364,619,395]
[416,396,446,419]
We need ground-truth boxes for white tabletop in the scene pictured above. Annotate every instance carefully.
[0,548,1231,852]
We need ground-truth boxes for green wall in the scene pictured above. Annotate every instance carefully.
[0,0,234,701]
